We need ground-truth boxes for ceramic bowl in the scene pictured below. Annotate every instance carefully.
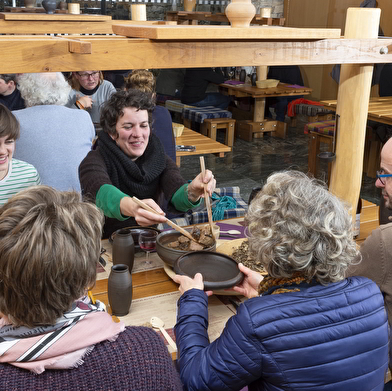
[256,79,279,89]
[156,230,216,267]
[174,251,244,290]
[110,226,160,252]
[172,123,185,138]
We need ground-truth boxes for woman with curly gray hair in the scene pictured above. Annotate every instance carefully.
[173,170,389,391]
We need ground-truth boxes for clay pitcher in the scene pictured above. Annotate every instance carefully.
[42,0,57,13]
[183,0,196,12]
[112,228,135,273]
[108,264,133,316]
[225,0,256,28]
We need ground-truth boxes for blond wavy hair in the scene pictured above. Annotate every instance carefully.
[124,69,156,93]
[246,171,360,285]
[0,186,103,327]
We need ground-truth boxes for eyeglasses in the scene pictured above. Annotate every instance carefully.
[376,170,392,185]
[77,71,99,80]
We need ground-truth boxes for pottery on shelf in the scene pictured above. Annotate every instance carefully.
[112,228,135,273]
[225,0,256,28]
[24,0,36,8]
[183,0,196,12]
[108,264,133,316]
[58,0,67,10]
[42,0,57,13]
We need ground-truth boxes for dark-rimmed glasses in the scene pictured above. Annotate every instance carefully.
[77,71,99,80]
[376,170,392,185]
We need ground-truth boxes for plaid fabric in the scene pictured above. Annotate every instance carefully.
[182,106,232,124]
[165,100,194,113]
[295,104,334,117]
[157,216,191,231]
[186,187,248,224]
[304,120,335,136]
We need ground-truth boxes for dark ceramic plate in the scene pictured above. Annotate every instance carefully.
[174,251,244,290]
[110,226,161,252]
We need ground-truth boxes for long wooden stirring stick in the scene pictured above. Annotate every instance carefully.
[131,196,197,243]
[199,157,215,239]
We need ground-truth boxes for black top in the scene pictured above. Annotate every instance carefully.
[0,88,25,111]
[181,68,225,104]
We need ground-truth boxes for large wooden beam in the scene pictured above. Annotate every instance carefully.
[0,36,391,73]
[329,8,380,223]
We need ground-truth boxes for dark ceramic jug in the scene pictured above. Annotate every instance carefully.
[42,0,57,13]
[251,73,257,86]
[112,228,135,273]
[239,69,246,83]
[108,264,133,316]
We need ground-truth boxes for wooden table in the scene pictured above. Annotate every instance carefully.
[321,97,392,126]
[91,201,378,360]
[166,11,285,26]
[175,127,231,167]
[220,82,312,141]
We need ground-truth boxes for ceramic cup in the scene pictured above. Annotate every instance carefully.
[261,7,272,18]
[68,3,80,14]
[131,4,147,21]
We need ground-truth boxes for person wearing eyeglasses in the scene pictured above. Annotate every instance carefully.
[66,71,116,126]
[347,137,392,384]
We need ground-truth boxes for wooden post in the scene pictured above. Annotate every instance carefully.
[328,8,380,224]
[254,65,268,121]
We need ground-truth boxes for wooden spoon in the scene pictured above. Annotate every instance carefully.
[131,196,196,243]
[150,316,177,352]
[199,156,215,239]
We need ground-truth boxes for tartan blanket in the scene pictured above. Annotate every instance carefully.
[304,120,335,136]
[165,100,194,113]
[182,106,232,124]
[157,187,248,229]
[295,103,334,117]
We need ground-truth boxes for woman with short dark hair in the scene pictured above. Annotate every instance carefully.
[79,89,215,238]
[174,170,389,391]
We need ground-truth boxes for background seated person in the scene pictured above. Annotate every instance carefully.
[181,67,231,110]
[0,186,183,390]
[265,65,304,122]
[173,170,388,391]
[66,70,116,126]
[124,69,176,162]
[13,72,95,192]
[79,89,215,239]
[0,74,25,111]
[0,104,40,205]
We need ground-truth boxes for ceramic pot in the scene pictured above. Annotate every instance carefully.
[112,228,135,273]
[251,72,257,86]
[24,0,36,8]
[183,0,196,12]
[239,69,246,82]
[58,1,67,10]
[42,0,57,13]
[108,264,133,316]
[225,0,256,28]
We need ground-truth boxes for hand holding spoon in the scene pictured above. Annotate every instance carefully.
[150,316,177,352]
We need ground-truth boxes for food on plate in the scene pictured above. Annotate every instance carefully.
[231,240,267,274]
[166,225,215,251]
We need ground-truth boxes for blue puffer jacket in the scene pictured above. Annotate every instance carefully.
[175,276,389,391]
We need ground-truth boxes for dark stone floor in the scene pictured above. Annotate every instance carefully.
[179,115,381,206]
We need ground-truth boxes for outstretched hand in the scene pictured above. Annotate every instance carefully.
[232,263,264,298]
[120,197,166,226]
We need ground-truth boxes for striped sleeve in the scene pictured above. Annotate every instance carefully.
[0,159,41,205]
